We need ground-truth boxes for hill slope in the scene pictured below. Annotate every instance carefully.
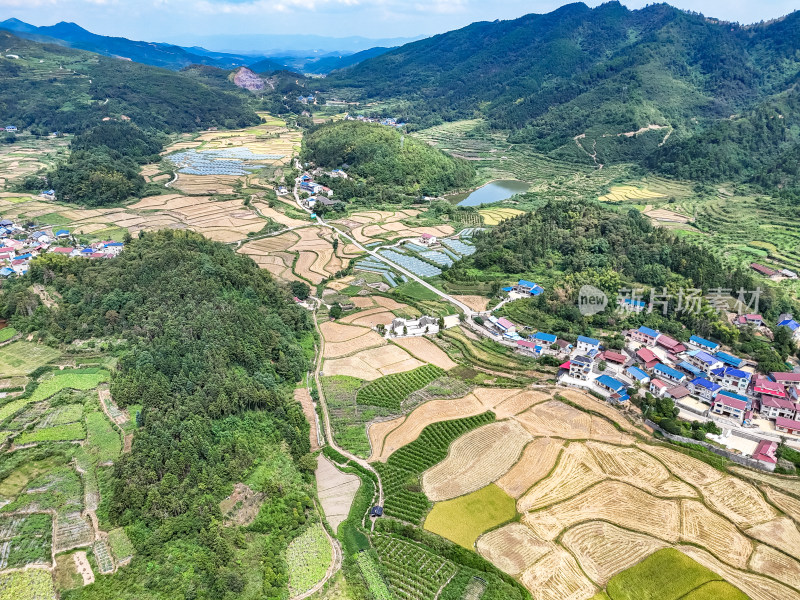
[327,2,800,182]
[0,31,259,133]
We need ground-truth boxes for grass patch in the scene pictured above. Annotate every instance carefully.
[0,327,17,343]
[85,410,122,464]
[17,422,85,444]
[0,455,64,498]
[0,569,56,598]
[423,484,516,549]
[393,281,441,302]
[683,581,749,600]
[605,548,735,600]
[0,341,60,376]
[286,524,332,596]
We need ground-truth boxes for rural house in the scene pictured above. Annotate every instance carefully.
[635,348,659,369]
[688,335,720,353]
[759,395,797,420]
[629,326,659,346]
[775,417,800,435]
[653,363,686,385]
[685,350,723,374]
[656,334,686,354]
[710,367,751,395]
[388,315,439,337]
[752,440,778,469]
[626,366,650,384]
[575,336,600,355]
[569,356,592,381]
[687,377,721,402]
[514,280,544,296]
[711,390,751,423]
[649,379,668,397]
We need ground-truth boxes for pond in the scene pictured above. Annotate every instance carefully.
[456,179,530,207]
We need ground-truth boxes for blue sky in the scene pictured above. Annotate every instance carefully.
[1,0,798,42]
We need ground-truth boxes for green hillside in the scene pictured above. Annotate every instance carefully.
[326,2,800,183]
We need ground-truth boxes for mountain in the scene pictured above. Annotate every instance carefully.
[0,18,266,70]
[0,31,259,133]
[301,46,395,74]
[326,2,800,182]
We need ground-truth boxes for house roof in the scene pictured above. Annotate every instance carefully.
[689,335,718,350]
[516,340,538,350]
[753,440,778,464]
[577,335,599,346]
[626,366,650,381]
[602,351,626,364]
[656,335,685,351]
[51,247,73,254]
[760,395,796,410]
[772,372,800,383]
[518,280,537,288]
[654,363,685,380]
[776,416,800,430]
[638,326,659,338]
[678,361,703,377]
[571,355,592,365]
[533,332,557,344]
[716,367,749,380]
[778,319,800,331]
[714,395,747,411]
[688,350,718,365]
[668,386,691,399]
[559,361,571,370]
[496,317,515,330]
[596,374,627,393]
[754,378,787,398]
[751,262,778,276]
[650,379,668,389]
[636,348,658,363]
[690,377,721,392]
[717,390,749,403]
[715,352,743,367]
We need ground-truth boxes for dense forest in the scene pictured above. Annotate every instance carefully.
[1,231,316,599]
[325,2,800,185]
[448,200,796,370]
[301,121,475,201]
[0,31,260,134]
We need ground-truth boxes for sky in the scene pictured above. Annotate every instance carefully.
[1,0,798,46]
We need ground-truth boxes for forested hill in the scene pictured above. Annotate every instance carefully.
[1,230,315,598]
[326,2,800,182]
[0,31,260,134]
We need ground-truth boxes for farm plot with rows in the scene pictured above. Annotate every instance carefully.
[373,534,457,600]
[478,208,524,226]
[495,438,564,498]
[379,249,442,277]
[520,547,596,600]
[391,337,458,371]
[374,413,495,524]
[286,524,332,597]
[356,551,392,600]
[356,365,445,410]
[422,420,532,501]
[0,568,56,600]
[0,514,53,569]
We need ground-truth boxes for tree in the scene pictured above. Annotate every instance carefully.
[290,281,311,300]
[329,303,342,319]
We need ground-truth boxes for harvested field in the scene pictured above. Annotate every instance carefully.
[471,387,520,406]
[586,442,692,497]
[514,400,634,444]
[315,455,360,533]
[523,481,681,543]
[476,523,553,576]
[351,296,376,309]
[479,208,524,226]
[746,517,800,558]
[679,545,800,600]
[599,185,665,202]
[323,345,423,380]
[252,202,307,227]
[493,390,553,419]
[422,420,533,501]
[346,309,394,328]
[519,547,597,600]
[452,295,490,312]
[322,330,385,359]
[294,387,320,451]
[371,395,486,462]
[392,336,458,371]
[680,500,753,568]
[700,477,777,527]
[731,467,800,496]
[495,438,564,498]
[340,307,391,325]
[518,443,604,512]
[562,521,667,586]
[557,389,639,433]
[239,231,299,253]
[643,208,691,224]
[320,321,374,344]
[749,544,800,590]
[761,486,800,523]
[244,252,302,283]
[641,445,725,487]
[373,296,408,310]
[367,418,404,461]
[295,251,324,284]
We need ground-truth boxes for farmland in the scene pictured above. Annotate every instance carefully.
[286,524,333,597]
[373,534,457,600]
[0,342,60,377]
[0,568,56,600]
[356,364,445,410]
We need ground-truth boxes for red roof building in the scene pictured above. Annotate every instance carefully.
[751,263,778,276]
[636,348,659,369]
[753,440,778,465]
[776,416,800,435]
[772,372,800,384]
[51,247,73,254]
[656,335,686,354]
[667,386,691,400]
[754,377,787,398]
[601,351,626,364]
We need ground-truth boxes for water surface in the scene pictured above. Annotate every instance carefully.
[456,180,530,207]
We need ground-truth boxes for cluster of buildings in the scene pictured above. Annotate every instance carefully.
[382,314,459,338]
[751,262,798,280]
[4,125,17,133]
[0,219,124,278]
[343,114,406,129]
[502,279,545,298]
[298,174,340,211]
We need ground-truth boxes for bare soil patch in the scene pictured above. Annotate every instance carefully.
[452,295,490,312]
[295,387,320,451]
[323,330,386,359]
[220,483,265,527]
[316,455,360,532]
[74,551,95,585]
[392,336,458,371]
[367,417,405,461]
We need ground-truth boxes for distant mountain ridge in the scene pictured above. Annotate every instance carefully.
[325,2,800,184]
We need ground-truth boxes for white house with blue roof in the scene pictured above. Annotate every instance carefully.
[714,351,744,369]
[514,280,544,296]
[629,326,659,346]
[710,366,751,395]
[531,331,557,346]
[653,363,686,384]
[688,335,720,353]
[686,350,724,374]
[626,366,650,384]
[687,377,722,402]
[575,335,600,355]
[778,314,800,341]
[595,374,630,403]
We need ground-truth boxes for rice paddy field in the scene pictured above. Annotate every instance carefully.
[0,133,71,190]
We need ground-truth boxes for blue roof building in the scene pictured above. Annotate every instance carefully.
[15,253,32,260]
[0,267,13,277]
[577,335,600,347]
[626,366,650,382]
[638,326,659,339]
[778,318,800,331]
[532,332,557,344]
[690,377,721,392]
[596,374,627,394]
[714,352,743,368]
[654,363,686,382]
[689,335,719,352]
[678,361,703,377]
[55,229,70,237]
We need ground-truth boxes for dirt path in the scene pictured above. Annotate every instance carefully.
[73,551,95,585]
[32,284,56,309]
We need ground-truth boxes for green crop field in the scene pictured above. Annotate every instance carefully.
[0,341,60,376]
[356,551,393,600]
[321,375,395,458]
[285,524,332,596]
[393,282,442,302]
[373,534,457,600]
[423,484,516,549]
[0,568,56,600]
[374,412,495,524]
[357,364,445,410]
[0,327,17,343]
[17,422,85,445]
[107,528,135,563]
[602,549,747,600]
[86,410,122,464]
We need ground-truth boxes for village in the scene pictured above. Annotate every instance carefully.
[0,215,124,278]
